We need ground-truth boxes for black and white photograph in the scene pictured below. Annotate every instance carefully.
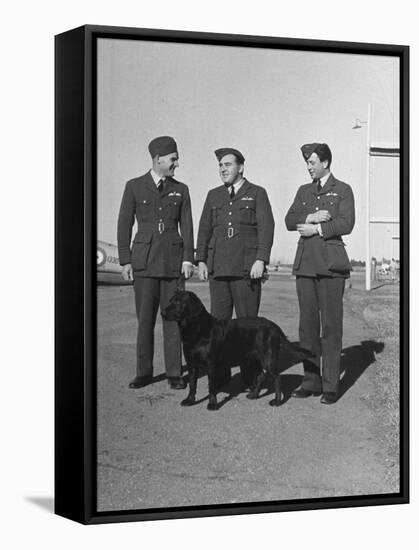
[4,0,418,546]
[94,32,405,513]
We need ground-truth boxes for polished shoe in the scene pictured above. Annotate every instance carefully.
[291,388,321,398]
[128,375,152,389]
[168,376,187,390]
[320,392,338,405]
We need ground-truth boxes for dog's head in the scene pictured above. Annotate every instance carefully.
[161,290,206,322]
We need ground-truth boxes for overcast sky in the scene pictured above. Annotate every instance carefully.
[97,38,399,263]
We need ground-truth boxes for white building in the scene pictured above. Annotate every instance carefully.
[369,142,400,263]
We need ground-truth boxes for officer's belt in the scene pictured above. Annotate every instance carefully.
[213,224,258,239]
[137,221,178,234]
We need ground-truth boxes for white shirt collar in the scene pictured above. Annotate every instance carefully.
[318,172,331,188]
[150,169,165,186]
[232,178,245,192]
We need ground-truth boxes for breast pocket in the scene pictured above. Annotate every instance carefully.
[137,199,153,221]
[211,205,222,225]
[322,196,340,217]
[164,198,181,219]
[239,203,256,224]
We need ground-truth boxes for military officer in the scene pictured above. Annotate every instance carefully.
[196,148,274,319]
[285,143,355,404]
[117,136,194,389]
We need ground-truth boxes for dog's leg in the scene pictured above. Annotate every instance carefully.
[246,371,265,400]
[207,365,218,411]
[181,365,197,406]
[269,374,282,407]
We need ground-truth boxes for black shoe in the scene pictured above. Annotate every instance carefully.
[168,377,187,390]
[291,388,321,398]
[320,392,338,405]
[128,375,152,389]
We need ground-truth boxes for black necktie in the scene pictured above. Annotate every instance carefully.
[229,185,235,199]
[157,179,164,194]
[315,179,321,193]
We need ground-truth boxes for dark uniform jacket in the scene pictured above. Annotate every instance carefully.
[117,171,194,278]
[285,174,355,278]
[196,179,274,278]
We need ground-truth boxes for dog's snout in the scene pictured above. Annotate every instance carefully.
[162,302,181,321]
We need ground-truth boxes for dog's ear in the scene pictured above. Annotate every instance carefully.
[186,293,205,318]
[173,289,183,300]
[175,278,185,293]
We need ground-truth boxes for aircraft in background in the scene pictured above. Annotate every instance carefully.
[97,240,131,285]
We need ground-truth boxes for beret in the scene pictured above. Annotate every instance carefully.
[301,143,322,161]
[148,136,178,157]
[215,147,245,164]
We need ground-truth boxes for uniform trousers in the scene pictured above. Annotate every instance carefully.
[296,275,345,394]
[209,277,261,320]
[133,276,183,378]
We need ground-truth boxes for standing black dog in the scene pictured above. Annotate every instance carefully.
[162,290,313,410]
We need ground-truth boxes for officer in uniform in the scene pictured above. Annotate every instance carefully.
[196,148,274,319]
[285,143,355,404]
[117,136,194,389]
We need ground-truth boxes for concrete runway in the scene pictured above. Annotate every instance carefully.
[97,272,398,511]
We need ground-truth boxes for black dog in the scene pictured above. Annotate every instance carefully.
[162,290,312,411]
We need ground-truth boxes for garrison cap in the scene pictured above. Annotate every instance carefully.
[301,143,323,160]
[215,147,245,164]
[148,136,178,157]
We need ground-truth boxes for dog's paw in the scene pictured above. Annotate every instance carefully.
[246,392,258,400]
[207,402,218,411]
[181,397,196,406]
[269,397,282,407]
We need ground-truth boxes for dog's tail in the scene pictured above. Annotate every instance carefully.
[282,341,314,362]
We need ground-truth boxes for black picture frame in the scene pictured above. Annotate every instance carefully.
[55,24,409,525]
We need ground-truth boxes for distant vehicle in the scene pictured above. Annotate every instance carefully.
[375,258,400,282]
[97,240,131,285]
[377,262,391,274]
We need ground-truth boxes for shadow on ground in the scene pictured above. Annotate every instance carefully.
[175,339,385,407]
[25,496,54,513]
[339,340,385,398]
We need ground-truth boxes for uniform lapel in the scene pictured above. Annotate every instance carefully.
[161,177,177,198]
[318,173,336,195]
[234,178,251,201]
[309,180,319,195]
[145,170,159,195]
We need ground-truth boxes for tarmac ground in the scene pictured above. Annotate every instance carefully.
[97,271,399,512]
